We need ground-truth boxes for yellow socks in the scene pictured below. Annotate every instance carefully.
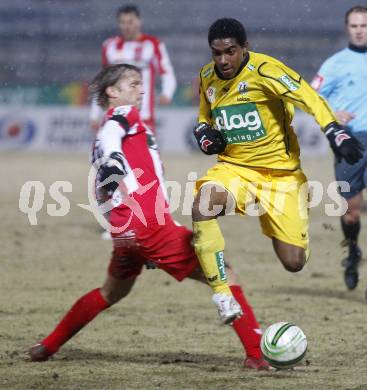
[193,219,232,295]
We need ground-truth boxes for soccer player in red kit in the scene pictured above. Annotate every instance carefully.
[29,64,269,370]
[89,4,176,133]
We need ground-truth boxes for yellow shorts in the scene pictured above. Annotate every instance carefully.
[196,162,309,250]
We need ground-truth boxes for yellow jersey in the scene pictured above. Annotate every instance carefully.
[198,51,336,170]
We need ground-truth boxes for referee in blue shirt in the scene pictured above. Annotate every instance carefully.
[312,5,367,290]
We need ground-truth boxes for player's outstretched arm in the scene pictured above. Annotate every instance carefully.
[259,61,336,129]
[259,61,364,164]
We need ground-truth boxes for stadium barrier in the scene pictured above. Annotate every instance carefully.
[0,106,328,154]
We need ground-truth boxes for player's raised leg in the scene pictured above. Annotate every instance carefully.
[192,183,242,324]
[29,274,136,361]
[258,168,310,273]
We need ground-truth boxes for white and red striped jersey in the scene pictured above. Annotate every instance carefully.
[92,105,168,227]
[90,34,177,130]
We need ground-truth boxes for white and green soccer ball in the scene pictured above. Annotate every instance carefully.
[260,322,308,369]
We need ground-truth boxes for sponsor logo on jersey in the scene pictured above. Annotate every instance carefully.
[215,251,226,281]
[237,97,251,102]
[278,74,299,91]
[238,81,248,94]
[212,103,266,144]
[202,67,214,78]
[206,86,216,103]
[247,63,255,71]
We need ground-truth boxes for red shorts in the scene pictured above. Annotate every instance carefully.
[108,217,199,281]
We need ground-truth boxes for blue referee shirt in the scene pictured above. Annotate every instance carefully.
[312,45,367,133]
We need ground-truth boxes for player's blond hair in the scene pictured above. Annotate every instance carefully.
[90,64,141,109]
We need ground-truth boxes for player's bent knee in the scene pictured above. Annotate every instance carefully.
[273,239,306,273]
[282,262,303,273]
[344,211,360,224]
[282,254,305,273]
[101,277,136,305]
[100,287,122,305]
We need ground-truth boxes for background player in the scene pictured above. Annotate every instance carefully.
[311,5,367,290]
[191,18,364,322]
[89,4,176,133]
[29,64,269,370]
[90,3,177,240]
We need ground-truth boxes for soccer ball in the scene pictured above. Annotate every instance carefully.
[260,322,308,369]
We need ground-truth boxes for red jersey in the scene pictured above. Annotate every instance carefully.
[90,34,176,129]
[92,105,168,229]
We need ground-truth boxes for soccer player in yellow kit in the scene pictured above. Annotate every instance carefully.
[192,18,364,324]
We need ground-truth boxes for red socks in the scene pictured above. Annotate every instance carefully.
[42,288,109,355]
[230,285,263,359]
[40,285,261,359]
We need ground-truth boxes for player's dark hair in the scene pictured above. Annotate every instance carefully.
[208,18,247,46]
[90,64,141,109]
[117,4,140,18]
[345,5,367,24]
